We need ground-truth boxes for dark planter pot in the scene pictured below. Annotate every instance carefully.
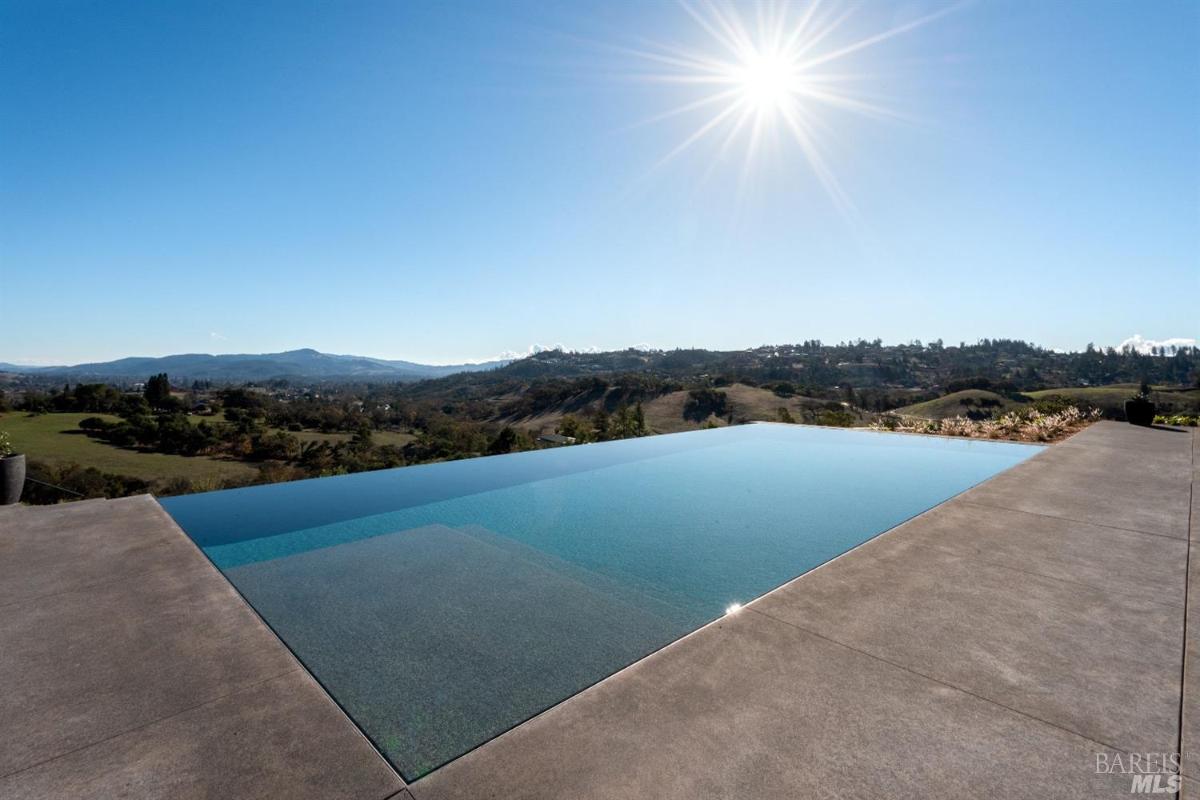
[1,454,25,505]
[1124,398,1156,427]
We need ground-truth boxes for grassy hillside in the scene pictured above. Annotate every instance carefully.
[893,390,1027,420]
[1024,385,1200,416]
[720,384,830,421]
[0,412,257,483]
[509,383,841,435]
[641,390,723,432]
[896,384,1200,420]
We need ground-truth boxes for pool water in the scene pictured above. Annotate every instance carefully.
[161,423,1041,779]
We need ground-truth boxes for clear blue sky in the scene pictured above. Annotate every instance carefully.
[2,0,1197,365]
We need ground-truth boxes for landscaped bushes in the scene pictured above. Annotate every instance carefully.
[1155,414,1199,427]
[22,459,149,504]
[872,406,1101,442]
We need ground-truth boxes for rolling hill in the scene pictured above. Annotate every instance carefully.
[893,390,1028,420]
[501,382,846,435]
[1024,385,1200,416]
[895,385,1200,419]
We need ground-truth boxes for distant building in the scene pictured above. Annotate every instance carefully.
[538,433,576,446]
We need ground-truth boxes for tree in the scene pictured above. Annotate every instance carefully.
[592,408,611,439]
[487,426,532,455]
[350,423,374,452]
[683,388,728,421]
[556,415,591,443]
[609,404,644,439]
[144,373,172,408]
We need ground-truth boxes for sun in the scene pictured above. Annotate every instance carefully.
[734,50,799,112]
[627,1,958,212]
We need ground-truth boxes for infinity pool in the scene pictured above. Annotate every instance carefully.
[162,424,1041,779]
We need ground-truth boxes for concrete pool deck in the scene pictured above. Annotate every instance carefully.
[0,421,1194,798]
[0,494,408,800]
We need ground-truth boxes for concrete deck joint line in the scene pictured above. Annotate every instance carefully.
[0,666,305,783]
[740,605,1133,756]
[957,499,1190,541]
[845,535,1187,612]
[1177,427,1196,787]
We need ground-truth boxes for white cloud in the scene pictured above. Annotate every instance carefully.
[488,342,660,361]
[1117,334,1196,355]
[209,331,228,341]
[495,343,565,360]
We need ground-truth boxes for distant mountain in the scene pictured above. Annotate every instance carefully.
[5,339,1198,392]
[0,349,509,382]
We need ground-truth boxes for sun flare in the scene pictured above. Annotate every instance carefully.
[629,0,957,212]
[734,50,800,112]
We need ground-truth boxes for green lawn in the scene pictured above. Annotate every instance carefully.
[0,412,258,484]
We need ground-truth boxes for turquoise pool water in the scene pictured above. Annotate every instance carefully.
[162,423,1041,779]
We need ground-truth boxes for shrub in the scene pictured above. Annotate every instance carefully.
[870,407,1100,442]
[1155,414,1198,427]
[487,426,532,455]
[875,413,901,431]
[158,476,195,496]
[816,410,855,427]
[1028,394,1096,416]
[684,388,729,421]
[21,460,149,504]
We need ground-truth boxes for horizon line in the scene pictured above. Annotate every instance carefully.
[3,334,1197,369]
